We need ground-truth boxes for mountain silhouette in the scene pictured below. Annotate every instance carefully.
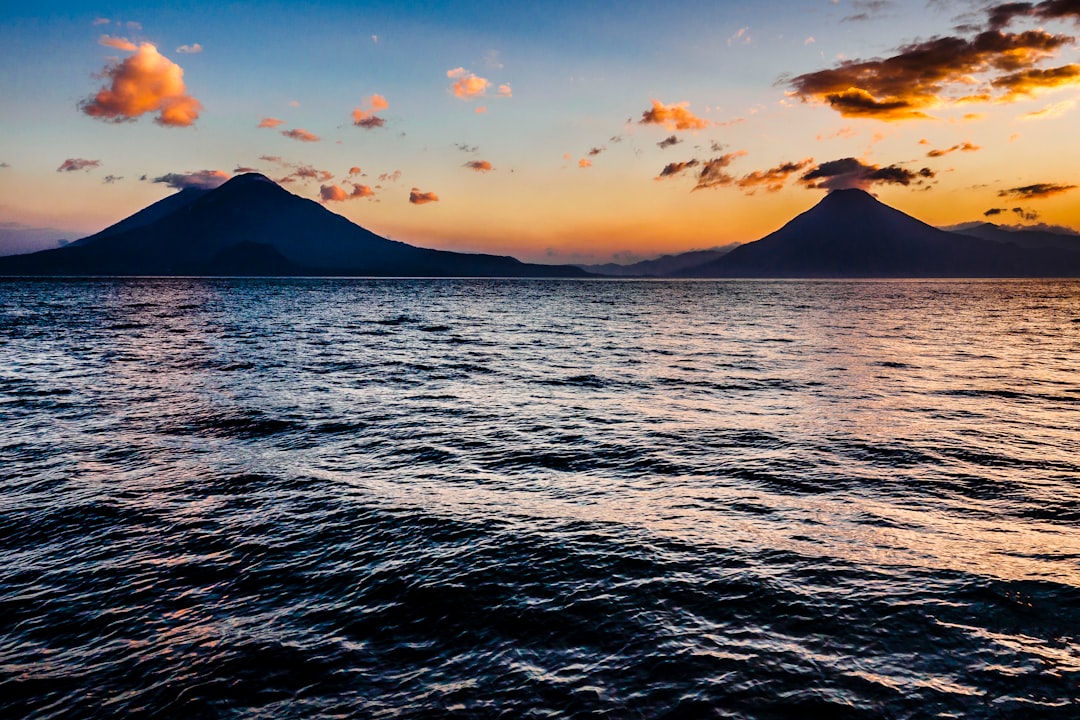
[578,245,740,277]
[0,174,588,277]
[680,189,1080,278]
[947,222,1080,252]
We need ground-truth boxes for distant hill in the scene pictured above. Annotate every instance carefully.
[945,222,1080,252]
[679,189,1080,278]
[578,245,740,277]
[0,174,588,278]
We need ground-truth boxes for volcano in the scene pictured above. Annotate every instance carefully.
[0,174,588,277]
[680,189,1080,278]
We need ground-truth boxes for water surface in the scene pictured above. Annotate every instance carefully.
[2,278,1078,718]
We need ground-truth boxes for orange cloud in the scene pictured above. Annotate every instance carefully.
[447,67,490,98]
[56,158,101,172]
[578,158,592,168]
[258,117,285,128]
[464,160,493,172]
[497,83,512,97]
[281,128,320,142]
[409,188,439,204]
[926,141,981,157]
[348,166,362,175]
[787,26,1076,120]
[1023,98,1077,119]
[992,64,1080,97]
[150,169,229,190]
[998,182,1077,199]
[352,94,388,129]
[320,184,348,202]
[320,183,375,202]
[81,42,202,127]
[639,100,709,131]
[735,158,815,194]
[475,106,488,114]
[99,35,137,52]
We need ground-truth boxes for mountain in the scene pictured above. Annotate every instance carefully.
[946,222,1080,252]
[679,189,1080,278]
[578,245,740,277]
[0,174,588,277]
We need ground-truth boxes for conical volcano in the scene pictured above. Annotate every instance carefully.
[680,188,1080,278]
[0,174,587,277]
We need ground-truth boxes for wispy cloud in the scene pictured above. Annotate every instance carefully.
[926,141,980,157]
[281,128,320,142]
[175,43,202,54]
[56,158,101,172]
[998,182,1077,199]
[99,35,137,52]
[258,117,285,129]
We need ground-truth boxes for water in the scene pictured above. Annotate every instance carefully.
[1,278,1078,719]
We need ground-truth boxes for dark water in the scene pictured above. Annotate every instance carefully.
[2,278,1078,719]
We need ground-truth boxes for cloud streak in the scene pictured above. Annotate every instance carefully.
[998,182,1077,198]
[281,128,320,142]
[56,158,101,172]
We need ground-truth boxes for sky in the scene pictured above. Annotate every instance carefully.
[1,0,1079,263]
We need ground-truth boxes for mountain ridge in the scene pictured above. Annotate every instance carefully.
[0,173,589,278]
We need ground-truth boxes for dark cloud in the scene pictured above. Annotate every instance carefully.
[984,207,1007,216]
[657,135,681,149]
[102,174,122,183]
[57,158,101,172]
[588,146,606,156]
[151,170,230,190]
[656,159,700,178]
[693,152,748,191]
[464,160,493,172]
[787,24,1076,120]
[800,157,936,190]
[455,143,479,153]
[987,1,1080,29]
[1013,206,1040,220]
[998,182,1078,198]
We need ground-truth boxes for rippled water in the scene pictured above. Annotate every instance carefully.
[2,278,1078,719]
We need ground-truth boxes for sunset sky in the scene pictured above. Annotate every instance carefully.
[2,0,1079,263]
